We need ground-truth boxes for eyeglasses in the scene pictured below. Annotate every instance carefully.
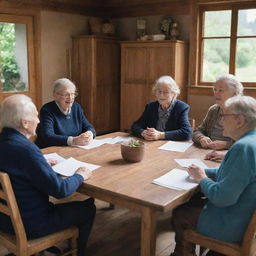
[219,113,238,120]
[156,89,171,96]
[57,92,78,98]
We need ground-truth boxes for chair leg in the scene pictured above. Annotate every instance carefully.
[71,237,77,256]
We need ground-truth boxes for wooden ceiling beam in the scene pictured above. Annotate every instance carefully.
[0,0,104,16]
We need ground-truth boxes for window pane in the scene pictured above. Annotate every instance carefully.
[236,38,256,82]
[237,9,256,36]
[204,10,231,37]
[201,39,230,82]
[0,22,28,92]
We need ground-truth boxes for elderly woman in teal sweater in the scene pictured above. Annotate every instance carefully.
[170,95,256,256]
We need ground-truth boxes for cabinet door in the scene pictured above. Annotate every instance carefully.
[95,39,120,134]
[147,45,174,86]
[121,46,152,131]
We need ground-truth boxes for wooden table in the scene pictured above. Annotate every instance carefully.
[42,132,218,256]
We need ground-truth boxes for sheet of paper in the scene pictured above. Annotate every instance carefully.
[75,139,107,149]
[52,157,101,176]
[158,141,193,152]
[107,136,134,144]
[152,168,198,190]
[43,153,66,163]
[175,158,208,169]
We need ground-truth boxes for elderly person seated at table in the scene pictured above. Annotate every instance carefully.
[170,95,256,256]
[35,78,96,148]
[193,74,243,151]
[131,75,192,141]
[0,94,96,256]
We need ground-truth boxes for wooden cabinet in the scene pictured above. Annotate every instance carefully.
[72,35,120,135]
[120,40,188,131]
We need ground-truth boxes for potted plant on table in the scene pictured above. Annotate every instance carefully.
[121,139,145,162]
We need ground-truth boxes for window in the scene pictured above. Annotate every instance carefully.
[0,13,39,106]
[198,5,256,86]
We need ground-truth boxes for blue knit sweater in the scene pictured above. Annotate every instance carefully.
[198,130,256,242]
[35,101,96,148]
[131,100,192,141]
[0,127,84,237]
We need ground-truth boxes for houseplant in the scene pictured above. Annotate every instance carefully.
[121,139,145,162]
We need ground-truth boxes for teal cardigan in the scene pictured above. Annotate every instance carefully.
[198,130,256,242]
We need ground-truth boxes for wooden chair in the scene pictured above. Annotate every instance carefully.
[0,171,78,256]
[189,118,196,131]
[183,210,256,256]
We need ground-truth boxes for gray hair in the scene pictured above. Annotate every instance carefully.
[225,96,256,129]
[53,78,76,93]
[215,74,244,95]
[0,94,36,129]
[153,75,180,98]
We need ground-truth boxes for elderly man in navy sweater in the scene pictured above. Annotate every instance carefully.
[36,78,96,148]
[0,94,96,256]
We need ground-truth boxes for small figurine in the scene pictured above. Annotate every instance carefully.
[170,22,180,40]
[160,18,172,39]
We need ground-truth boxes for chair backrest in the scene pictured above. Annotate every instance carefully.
[241,210,256,255]
[0,171,28,250]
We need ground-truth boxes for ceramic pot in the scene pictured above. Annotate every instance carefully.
[121,141,145,162]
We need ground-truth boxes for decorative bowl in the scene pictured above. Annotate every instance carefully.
[121,140,145,162]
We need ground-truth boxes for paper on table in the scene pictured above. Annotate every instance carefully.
[44,153,66,163]
[75,139,107,149]
[52,157,101,176]
[107,136,134,144]
[175,158,208,169]
[158,141,193,152]
[152,168,198,190]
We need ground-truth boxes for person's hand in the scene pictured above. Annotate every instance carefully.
[72,131,93,146]
[187,164,207,183]
[141,128,164,140]
[199,136,213,148]
[205,150,225,162]
[47,158,58,166]
[75,167,92,181]
[207,140,230,150]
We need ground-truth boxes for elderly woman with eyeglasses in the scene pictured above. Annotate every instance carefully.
[35,78,96,148]
[170,96,256,256]
[131,75,192,141]
[193,74,243,151]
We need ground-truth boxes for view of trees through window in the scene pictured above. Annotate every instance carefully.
[0,22,28,92]
[201,8,256,83]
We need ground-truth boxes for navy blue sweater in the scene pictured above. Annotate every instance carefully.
[35,101,96,148]
[0,128,84,237]
[131,100,192,141]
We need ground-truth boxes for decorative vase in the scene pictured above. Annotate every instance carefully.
[121,141,145,162]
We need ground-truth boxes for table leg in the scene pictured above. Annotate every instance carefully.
[140,207,158,256]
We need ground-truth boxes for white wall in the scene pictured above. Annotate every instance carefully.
[40,11,89,104]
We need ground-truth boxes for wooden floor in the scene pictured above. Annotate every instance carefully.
[0,194,177,256]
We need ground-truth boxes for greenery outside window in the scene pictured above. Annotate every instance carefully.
[199,6,256,86]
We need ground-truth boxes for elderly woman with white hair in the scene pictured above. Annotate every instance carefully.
[193,74,244,151]
[36,78,96,148]
[0,94,96,256]
[170,95,256,256]
[131,75,192,141]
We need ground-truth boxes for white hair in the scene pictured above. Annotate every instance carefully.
[53,78,76,93]
[153,75,180,98]
[215,74,244,95]
[0,94,36,129]
[225,96,256,129]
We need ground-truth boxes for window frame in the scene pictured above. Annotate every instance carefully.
[190,1,256,88]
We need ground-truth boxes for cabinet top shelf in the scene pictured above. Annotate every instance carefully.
[120,39,187,44]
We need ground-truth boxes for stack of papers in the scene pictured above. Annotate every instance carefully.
[159,141,193,152]
[44,153,101,176]
[74,136,134,149]
[153,168,198,190]
[175,158,208,169]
